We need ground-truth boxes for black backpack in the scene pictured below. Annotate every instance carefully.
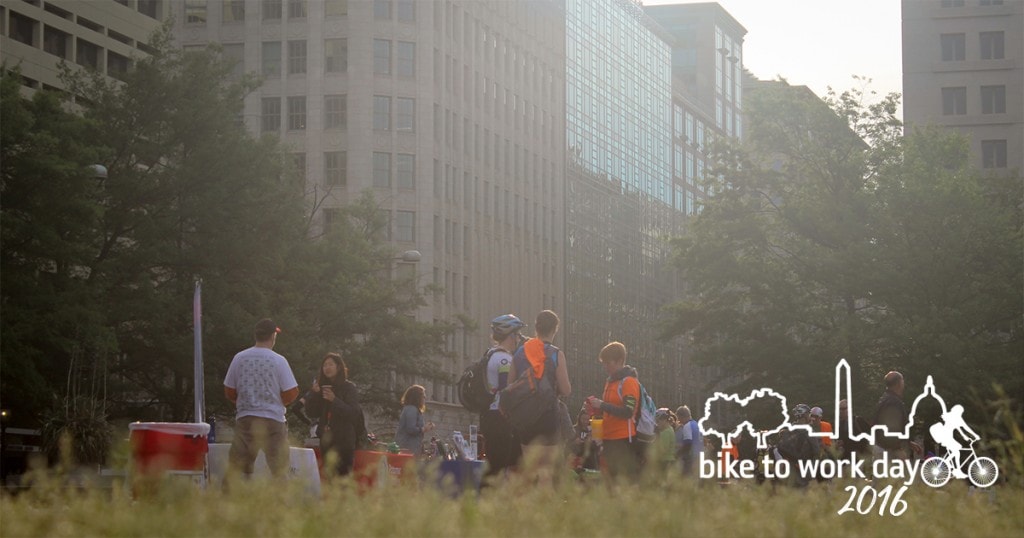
[457,348,499,413]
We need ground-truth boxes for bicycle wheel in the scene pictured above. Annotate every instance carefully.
[921,457,951,488]
[969,457,998,488]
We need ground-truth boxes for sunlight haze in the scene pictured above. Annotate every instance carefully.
[646,0,904,101]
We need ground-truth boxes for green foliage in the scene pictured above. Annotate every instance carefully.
[1,26,452,427]
[40,397,114,467]
[663,80,1023,419]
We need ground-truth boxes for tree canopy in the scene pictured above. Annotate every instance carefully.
[1,28,449,433]
[662,81,1023,423]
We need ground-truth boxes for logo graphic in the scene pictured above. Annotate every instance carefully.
[697,359,999,489]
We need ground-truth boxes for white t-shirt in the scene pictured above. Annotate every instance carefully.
[224,346,298,423]
[486,348,514,411]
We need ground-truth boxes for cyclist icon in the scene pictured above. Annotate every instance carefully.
[922,405,998,488]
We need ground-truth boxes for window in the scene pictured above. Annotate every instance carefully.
[261,97,281,133]
[395,98,415,132]
[223,0,245,22]
[107,51,131,80]
[324,95,346,129]
[138,0,160,19]
[373,96,391,130]
[940,33,965,61]
[325,39,347,73]
[288,0,306,19]
[373,152,392,187]
[374,0,391,19]
[980,0,1004,5]
[287,40,306,75]
[9,12,37,46]
[396,154,415,189]
[980,31,1004,60]
[221,43,245,80]
[324,151,346,186]
[263,0,282,20]
[941,87,966,115]
[397,0,415,21]
[287,96,306,130]
[941,0,964,6]
[981,140,1007,168]
[374,39,391,75]
[43,27,71,59]
[76,39,101,70]
[395,211,415,242]
[396,41,415,77]
[185,0,207,24]
[262,41,281,77]
[981,85,1006,114]
[291,152,306,181]
[325,0,347,16]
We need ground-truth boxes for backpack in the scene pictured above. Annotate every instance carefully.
[497,344,558,439]
[457,348,499,413]
[617,377,657,442]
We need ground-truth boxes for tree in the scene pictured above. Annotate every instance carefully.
[2,27,452,427]
[662,80,1023,422]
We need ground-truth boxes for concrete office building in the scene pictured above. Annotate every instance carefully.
[902,0,1023,172]
[171,0,566,421]
[1,0,165,93]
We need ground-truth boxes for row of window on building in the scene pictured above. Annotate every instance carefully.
[939,31,1006,61]
[182,0,416,25]
[941,85,1007,116]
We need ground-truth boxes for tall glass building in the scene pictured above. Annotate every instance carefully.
[563,0,686,408]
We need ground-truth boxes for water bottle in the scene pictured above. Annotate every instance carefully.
[207,416,217,443]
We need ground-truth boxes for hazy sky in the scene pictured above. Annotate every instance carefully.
[646,0,904,101]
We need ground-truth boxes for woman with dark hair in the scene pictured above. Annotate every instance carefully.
[303,352,364,476]
[395,384,434,454]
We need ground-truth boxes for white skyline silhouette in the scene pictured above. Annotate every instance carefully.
[699,359,951,449]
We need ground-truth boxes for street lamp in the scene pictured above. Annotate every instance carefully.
[87,164,108,180]
[396,250,421,263]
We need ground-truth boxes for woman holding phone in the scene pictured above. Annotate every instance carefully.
[303,352,364,477]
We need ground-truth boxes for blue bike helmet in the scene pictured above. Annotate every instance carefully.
[490,314,525,338]
[791,404,811,422]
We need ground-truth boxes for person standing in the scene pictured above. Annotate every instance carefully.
[586,341,641,483]
[809,406,834,456]
[873,371,911,460]
[675,405,704,477]
[223,318,299,480]
[510,310,572,447]
[480,314,525,478]
[395,384,434,455]
[302,352,364,476]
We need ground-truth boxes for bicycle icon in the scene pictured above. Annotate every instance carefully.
[921,439,998,488]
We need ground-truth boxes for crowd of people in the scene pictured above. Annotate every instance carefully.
[221,315,948,489]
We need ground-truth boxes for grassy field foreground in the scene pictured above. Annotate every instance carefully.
[1,468,1023,538]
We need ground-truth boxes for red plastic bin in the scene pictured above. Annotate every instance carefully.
[129,422,210,474]
[352,450,415,489]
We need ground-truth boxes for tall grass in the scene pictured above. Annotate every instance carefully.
[2,462,1022,538]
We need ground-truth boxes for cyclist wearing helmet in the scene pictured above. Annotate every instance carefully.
[480,314,525,477]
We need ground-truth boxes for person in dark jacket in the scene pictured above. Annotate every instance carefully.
[302,352,364,477]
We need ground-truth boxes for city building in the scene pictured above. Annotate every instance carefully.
[170,0,566,426]
[902,0,1023,172]
[0,0,165,93]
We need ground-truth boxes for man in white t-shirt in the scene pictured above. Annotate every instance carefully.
[224,318,298,479]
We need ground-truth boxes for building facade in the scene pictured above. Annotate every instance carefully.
[902,0,1023,172]
[1,0,165,92]
[171,0,566,419]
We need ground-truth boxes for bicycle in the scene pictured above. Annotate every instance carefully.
[920,439,998,488]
